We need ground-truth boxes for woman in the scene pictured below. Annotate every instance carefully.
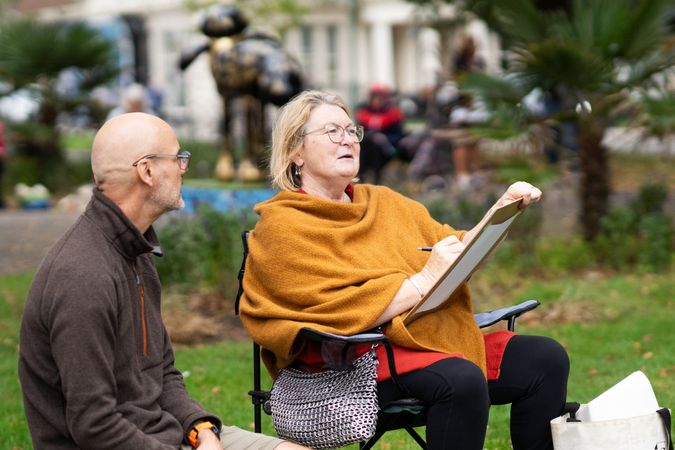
[240,90,569,450]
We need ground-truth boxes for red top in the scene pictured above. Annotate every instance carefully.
[0,121,6,158]
[356,105,404,131]
[297,330,514,382]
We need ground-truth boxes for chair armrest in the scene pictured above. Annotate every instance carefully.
[473,299,540,331]
[298,327,389,346]
[296,327,412,397]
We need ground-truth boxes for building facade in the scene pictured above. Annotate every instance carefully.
[17,0,500,140]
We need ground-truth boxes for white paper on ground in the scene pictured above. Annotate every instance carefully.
[577,371,659,422]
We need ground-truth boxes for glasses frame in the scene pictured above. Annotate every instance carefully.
[302,123,364,143]
[131,150,192,171]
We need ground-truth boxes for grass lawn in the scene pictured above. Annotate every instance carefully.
[2,266,673,449]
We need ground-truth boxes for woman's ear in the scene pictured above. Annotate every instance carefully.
[292,155,304,168]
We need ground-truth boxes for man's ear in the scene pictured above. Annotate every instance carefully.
[135,160,155,187]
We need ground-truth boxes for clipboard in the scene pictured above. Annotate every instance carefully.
[402,198,524,325]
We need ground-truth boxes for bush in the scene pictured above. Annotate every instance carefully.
[424,190,543,267]
[181,139,221,180]
[534,237,595,273]
[424,193,496,231]
[4,155,92,197]
[593,182,673,272]
[155,206,258,298]
[638,213,673,272]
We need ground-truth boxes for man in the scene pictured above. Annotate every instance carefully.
[18,113,305,450]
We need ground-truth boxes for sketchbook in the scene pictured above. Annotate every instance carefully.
[402,198,524,325]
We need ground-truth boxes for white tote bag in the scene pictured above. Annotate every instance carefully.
[551,405,672,450]
[551,371,672,450]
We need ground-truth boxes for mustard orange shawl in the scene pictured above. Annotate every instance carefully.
[239,184,486,377]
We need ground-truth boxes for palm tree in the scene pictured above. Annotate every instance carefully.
[0,18,117,181]
[413,0,674,240]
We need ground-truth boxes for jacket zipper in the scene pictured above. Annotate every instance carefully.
[131,263,148,356]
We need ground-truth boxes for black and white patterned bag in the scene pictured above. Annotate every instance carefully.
[270,349,379,449]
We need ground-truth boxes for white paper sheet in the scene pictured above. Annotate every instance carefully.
[577,371,660,422]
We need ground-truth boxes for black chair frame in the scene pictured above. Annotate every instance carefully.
[234,230,540,449]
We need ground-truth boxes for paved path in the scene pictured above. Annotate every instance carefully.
[0,209,79,276]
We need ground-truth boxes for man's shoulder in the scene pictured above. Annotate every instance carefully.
[46,215,116,267]
[33,218,123,298]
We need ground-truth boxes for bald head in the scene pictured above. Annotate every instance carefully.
[91,113,178,189]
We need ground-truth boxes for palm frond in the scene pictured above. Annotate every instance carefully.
[460,71,526,109]
[616,0,674,59]
[635,89,675,137]
[490,0,550,46]
[0,19,117,88]
[468,111,531,141]
[616,49,675,90]
[458,73,538,141]
[513,39,611,93]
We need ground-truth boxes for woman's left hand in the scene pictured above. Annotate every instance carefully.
[496,181,542,209]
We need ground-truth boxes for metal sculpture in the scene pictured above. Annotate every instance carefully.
[180,5,305,181]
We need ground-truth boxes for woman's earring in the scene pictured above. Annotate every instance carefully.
[294,164,302,177]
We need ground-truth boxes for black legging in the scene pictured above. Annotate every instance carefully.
[377,335,569,450]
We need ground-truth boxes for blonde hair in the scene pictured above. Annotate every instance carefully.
[270,90,352,191]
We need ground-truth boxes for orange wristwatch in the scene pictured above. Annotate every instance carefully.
[188,421,220,448]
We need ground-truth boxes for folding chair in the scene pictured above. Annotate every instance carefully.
[234,230,540,449]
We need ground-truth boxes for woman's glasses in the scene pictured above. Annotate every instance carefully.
[303,123,364,143]
[131,150,192,171]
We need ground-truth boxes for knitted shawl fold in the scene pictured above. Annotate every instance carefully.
[239,184,487,378]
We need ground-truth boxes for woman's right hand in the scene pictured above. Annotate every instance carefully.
[415,235,465,294]
[374,235,466,327]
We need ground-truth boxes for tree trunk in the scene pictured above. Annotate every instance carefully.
[35,100,64,182]
[577,118,610,241]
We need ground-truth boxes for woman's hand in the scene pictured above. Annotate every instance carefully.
[495,181,542,209]
[415,235,466,293]
[372,235,465,327]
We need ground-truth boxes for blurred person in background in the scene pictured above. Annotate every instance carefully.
[107,83,157,120]
[449,35,487,190]
[356,83,407,184]
[0,119,6,208]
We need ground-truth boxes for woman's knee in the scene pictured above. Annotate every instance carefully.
[426,358,489,408]
[535,336,569,377]
[511,335,570,381]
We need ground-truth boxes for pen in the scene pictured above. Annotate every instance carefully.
[417,247,433,252]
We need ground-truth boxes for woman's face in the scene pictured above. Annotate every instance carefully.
[294,104,360,190]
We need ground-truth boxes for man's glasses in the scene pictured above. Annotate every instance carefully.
[132,150,192,171]
[302,123,364,143]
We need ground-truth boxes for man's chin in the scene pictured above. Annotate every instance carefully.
[163,197,185,213]
[170,197,185,212]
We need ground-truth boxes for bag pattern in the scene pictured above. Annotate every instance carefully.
[270,349,379,449]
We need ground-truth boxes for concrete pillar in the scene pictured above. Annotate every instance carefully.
[370,20,395,86]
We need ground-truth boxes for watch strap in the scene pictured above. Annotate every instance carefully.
[188,421,219,448]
